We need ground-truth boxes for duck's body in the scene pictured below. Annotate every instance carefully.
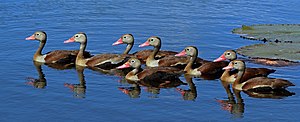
[26,31,92,64]
[215,50,275,83]
[117,58,184,87]
[133,49,178,63]
[175,46,228,77]
[112,34,180,63]
[64,32,131,69]
[223,60,294,91]
[139,36,204,68]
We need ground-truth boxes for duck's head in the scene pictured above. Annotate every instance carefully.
[214,50,237,62]
[64,32,87,44]
[117,58,141,69]
[223,60,245,71]
[139,36,161,48]
[25,31,47,43]
[113,34,134,46]
[175,46,198,57]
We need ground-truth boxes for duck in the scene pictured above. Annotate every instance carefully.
[64,32,131,69]
[25,31,92,64]
[175,46,228,77]
[214,50,276,83]
[139,36,205,68]
[223,60,295,91]
[112,34,179,63]
[116,58,184,87]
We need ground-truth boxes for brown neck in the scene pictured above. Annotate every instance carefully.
[233,68,245,86]
[123,43,133,54]
[34,41,45,58]
[126,66,141,79]
[220,69,231,81]
[184,52,197,72]
[147,45,160,61]
[77,41,87,61]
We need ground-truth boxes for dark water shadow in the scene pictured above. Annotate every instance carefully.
[88,66,132,77]
[217,80,295,118]
[25,61,47,89]
[216,81,245,118]
[176,75,197,101]
[117,75,188,99]
[64,65,86,99]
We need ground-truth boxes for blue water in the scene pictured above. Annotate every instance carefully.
[1,0,299,121]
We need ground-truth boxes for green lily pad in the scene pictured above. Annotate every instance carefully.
[237,43,300,66]
[232,24,300,43]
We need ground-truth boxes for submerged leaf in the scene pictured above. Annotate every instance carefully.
[232,24,300,43]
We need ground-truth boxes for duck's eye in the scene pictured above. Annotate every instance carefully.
[75,35,79,38]
[150,39,154,42]
[234,62,237,65]
[227,52,231,55]
[36,33,40,36]
[124,36,127,39]
[186,48,190,51]
[131,60,135,63]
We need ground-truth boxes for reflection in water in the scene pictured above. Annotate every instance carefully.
[217,81,244,118]
[176,75,197,101]
[118,84,141,98]
[89,66,132,77]
[217,80,295,118]
[26,61,47,89]
[117,75,188,99]
[243,89,295,99]
[64,66,86,98]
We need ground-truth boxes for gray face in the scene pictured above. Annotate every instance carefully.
[33,31,47,42]
[232,60,245,71]
[73,33,87,43]
[224,50,237,60]
[147,36,161,47]
[122,34,134,44]
[128,58,141,68]
[184,46,198,57]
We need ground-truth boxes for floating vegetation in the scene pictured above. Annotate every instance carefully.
[232,24,300,66]
[232,24,300,43]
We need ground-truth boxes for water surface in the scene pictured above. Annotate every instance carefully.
[0,0,299,121]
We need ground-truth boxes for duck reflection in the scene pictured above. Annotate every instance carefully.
[176,75,197,101]
[26,61,47,89]
[89,66,132,77]
[139,77,187,98]
[117,77,187,98]
[217,80,245,118]
[64,65,86,98]
[217,79,295,118]
[243,89,295,99]
[118,83,141,98]
[117,77,141,98]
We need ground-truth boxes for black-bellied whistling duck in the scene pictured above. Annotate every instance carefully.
[64,32,131,69]
[25,31,92,64]
[214,50,276,83]
[223,60,295,91]
[139,36,205,68]
[112,34,134,54]
[175,46,228,77]
[112,34,178,63]
[116,58,184,87]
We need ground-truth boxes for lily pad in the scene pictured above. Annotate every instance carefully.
[237,43,300,66]
[232,24,300,43]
